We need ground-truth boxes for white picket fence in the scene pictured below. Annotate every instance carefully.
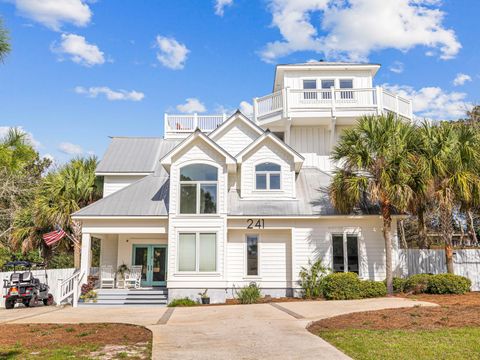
[397,249,480,291]
[0,268,75,308]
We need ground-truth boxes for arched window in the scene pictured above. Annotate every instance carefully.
[255,162,281,190]
[180,164,218,214]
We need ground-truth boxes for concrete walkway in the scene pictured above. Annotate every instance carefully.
[1,297,435,359]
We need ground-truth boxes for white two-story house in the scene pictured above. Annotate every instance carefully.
[71,62,412,304]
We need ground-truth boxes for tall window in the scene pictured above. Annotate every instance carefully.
[255,162,281,190]
[303,79,317,100]
[321,79,335,100]
[246,235,258,276]
[339,79,354,100]
[180,164,218,214]
[178,233,217,272]
[332,233,359,274]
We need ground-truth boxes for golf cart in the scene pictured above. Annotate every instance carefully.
[2,261,54,309]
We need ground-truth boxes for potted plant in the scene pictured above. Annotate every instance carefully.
[198,289,210,304]
[117,263,130,285]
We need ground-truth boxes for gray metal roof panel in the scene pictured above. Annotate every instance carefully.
[96,137,179,173]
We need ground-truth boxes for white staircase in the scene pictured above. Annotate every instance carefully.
[79,288,168,306]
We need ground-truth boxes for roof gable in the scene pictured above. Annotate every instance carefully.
[209,111,263,141]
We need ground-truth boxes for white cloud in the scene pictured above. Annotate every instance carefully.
[176,98,207,113]
[12,0,92,31]
[215,0,233,16]
[239,101,253,117]
[383,83,471,120]
[261,0,461,62]
[0,126,41,148]
[214,100,254,118]
[155,36,189,70]
[389,61,404,74]
[43,153,55,162]
[453,73,472,86]
[58,142,83,155]
[53,33,105,66]
[75,86,145,101]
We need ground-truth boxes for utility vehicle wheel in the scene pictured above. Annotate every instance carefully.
[5,300,14,309]
[29,296,39,307]
[23,300,30,307]
[43,294,54,306]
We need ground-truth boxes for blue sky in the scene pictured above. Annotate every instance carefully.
[0,0,478,163]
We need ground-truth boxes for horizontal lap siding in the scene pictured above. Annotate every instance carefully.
[215,122,259,156]
[103,175,145,197]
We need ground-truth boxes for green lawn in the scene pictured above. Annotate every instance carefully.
[318,327,480,360]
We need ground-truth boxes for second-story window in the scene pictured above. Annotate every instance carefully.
[321,79,335,100]
[303,79,317,100]
[339,79,354,100]
[180,164,218,214]
[255,162,281,190]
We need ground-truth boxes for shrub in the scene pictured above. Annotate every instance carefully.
[237,283,261,304]
[383,277,407,293]
[404,274,432,294]
[322,272,362,300]
[360,280,387,298]
[298,259,329,298]
[426,274,471,294]
[80,290,97,303]
[168,298,197,307]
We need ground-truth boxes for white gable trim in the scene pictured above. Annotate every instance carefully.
[209,111,263,141]
[160,129,237,172]
[236,132,304,172]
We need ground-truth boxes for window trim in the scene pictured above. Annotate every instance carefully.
[178,163,219,215]
[254,162,282,191]
[330,229,361,275]
[245,234,260,278]
[177,231,218,273]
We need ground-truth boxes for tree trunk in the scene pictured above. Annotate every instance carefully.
[72,220,82,269]
[417,207,429,249]
[382,201,394,295]
[399,219,407,249]
[440,204,454,273]
[467,209,478,245]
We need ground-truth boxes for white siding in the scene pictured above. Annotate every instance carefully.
[100,234,118,269]
[240,138,296,199]
[290,126,330,156]
[103,175,145,197]
[213,121,260,156]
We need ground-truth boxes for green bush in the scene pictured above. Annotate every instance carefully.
[322,272,362,300]
[383,277,407,293]
[426,274,471,294]
[168,298,197,307]
[298,259,329,298]
[237,283,261,304]
[404,274,432,294]
[360,280,387,298]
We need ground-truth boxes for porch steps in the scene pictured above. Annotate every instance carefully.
[79,288,168,306]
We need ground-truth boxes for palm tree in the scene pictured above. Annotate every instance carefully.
[0,18,10,62]
[420,121,480,272]
[329,113,419,294]
[34,157,102,268]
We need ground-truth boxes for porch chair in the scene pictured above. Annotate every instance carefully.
[100,265,115,288]
[124,265,142,289]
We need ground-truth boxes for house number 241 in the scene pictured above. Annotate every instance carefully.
[246,219,265,229]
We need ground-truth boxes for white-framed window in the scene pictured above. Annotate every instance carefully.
[246,234,259,276]
[321,79,335,100]
[332,232,359,274]
[339,79,354,100]
[178,232,217,272]
[255,162,281,190]
[303,79,317,100]
[179,164,218,214]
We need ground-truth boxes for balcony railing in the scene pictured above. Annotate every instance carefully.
[164,113,228,138]
[253,87,413,121]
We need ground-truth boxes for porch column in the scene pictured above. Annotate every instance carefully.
[80,233,91,284]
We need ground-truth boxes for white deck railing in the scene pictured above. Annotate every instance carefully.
[254,87,413,121]
[164,113,228,137]
[56,269,83,307]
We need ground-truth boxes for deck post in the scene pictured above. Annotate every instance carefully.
[376,86,383,115]
[193,113,198,130]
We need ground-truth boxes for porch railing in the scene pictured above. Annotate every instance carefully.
[56,269,83,307]
[164,113,228,138]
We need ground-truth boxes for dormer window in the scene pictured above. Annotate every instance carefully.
[255,162,281,190]
[180,164,218,214]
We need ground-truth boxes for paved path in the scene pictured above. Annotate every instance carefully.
[0,297,436,359]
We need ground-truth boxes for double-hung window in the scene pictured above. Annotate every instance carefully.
[303,79,317,100]
[255,162,281,190]
[179,164,218,214]
[332,233,359,274]
[178,233,217,272]
[339,79,354,100]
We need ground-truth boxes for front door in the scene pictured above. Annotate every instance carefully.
[132,245,167,287]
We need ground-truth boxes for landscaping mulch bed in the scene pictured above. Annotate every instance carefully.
[0,323,152,359]
[308,292,480,333]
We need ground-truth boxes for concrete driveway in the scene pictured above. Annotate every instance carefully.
[1,297,435,360]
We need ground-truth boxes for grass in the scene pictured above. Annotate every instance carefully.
[0,344,101,360]
[318,327,480,360]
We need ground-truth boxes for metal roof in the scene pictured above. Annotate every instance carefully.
[73,170,169,217]
[96,137,179,174]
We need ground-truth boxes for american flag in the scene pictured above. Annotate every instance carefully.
[42,227,66,246]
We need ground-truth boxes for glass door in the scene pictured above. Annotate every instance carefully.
[132,245,167,287]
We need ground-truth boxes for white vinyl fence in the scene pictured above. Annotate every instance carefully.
[0,268,75,308]
[397,249,480,291]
